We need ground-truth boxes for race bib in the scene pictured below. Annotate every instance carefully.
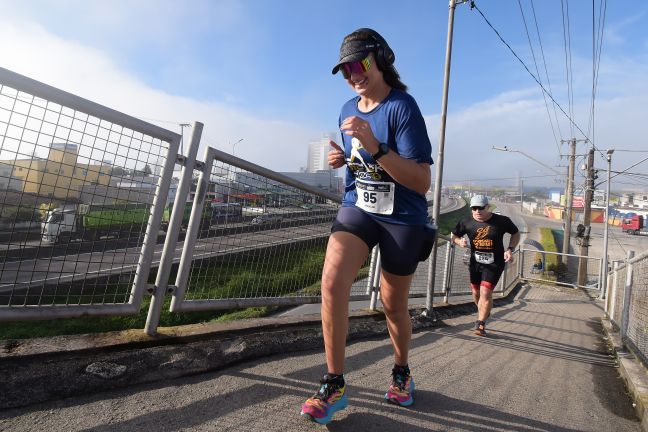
[474,251,495,265]
[356,179,394,215]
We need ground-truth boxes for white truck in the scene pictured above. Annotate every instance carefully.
[42,203,150,243]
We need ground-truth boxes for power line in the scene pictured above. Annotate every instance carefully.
[469,1,592,143]
[447,173,559,183]
[610,155,648,182]
[530,0,564,152]
[586,0,608,158]
[611,149,648,153]
[517,0,560,154]
[561,0,575,138]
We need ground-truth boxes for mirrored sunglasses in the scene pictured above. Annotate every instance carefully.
[341,56,372,79]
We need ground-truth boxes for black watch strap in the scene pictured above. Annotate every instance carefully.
[372,143,389,161]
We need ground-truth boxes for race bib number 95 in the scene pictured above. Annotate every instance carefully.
[356,179,395,215]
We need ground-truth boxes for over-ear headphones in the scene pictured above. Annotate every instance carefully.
[354,28,395,69]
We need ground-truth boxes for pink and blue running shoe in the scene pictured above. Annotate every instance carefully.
[300,375,348,424]
[385,366,414,407]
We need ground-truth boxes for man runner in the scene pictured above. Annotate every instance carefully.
[451,195,520,336]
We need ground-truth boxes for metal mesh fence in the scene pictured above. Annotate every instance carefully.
[622,252,648,365]
[608,263,627,327]
[171,157,348,308]
[0,70,175,312]
[405,239,518,304]
[409,240,446,298]
[446,243,476,297]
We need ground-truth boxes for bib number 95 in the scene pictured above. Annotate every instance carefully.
[355,180,394,215]
[363,191,377,204]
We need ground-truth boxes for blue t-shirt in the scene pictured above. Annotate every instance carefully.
[340,89,433,225]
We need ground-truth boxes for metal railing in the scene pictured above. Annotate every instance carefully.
[0,67,524,335]
[519,248,602,290]
[0,67,180,321]
[606,250,648,366]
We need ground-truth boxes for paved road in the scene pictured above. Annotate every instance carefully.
[0,221,332,294]
[500,203,648,262]
[0,283,639,431]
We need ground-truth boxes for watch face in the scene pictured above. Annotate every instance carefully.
[379,143,389,154]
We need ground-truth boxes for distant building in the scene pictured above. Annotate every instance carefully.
[280,170,343,194]
[0,161,21,191]
[0,143,111,200]
[307,133,335,173]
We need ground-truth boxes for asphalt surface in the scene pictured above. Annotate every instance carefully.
[0,284,640,431]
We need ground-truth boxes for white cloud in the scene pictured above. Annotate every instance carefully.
[0,16,317,172]
[1,9,647,191]
[426,74,648,189]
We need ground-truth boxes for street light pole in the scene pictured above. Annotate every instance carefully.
[601,149,614,299]
[520,178,523,213]
[231,138,244,157]
[226,138,244,226]
[426,0,465,318]
[492,145,561,175]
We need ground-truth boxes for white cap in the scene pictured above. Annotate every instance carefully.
[470,195,489,207]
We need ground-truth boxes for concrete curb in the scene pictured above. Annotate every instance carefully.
[602,318,648,432]
[0,285,520,410]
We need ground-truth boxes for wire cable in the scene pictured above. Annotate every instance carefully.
[561,0,575,139]
[517,0,560,155]
[470,1,592,143]
[530,0,565,153]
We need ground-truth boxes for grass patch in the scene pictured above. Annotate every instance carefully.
[0,243,358,340]
[435,198,471,236]
[1,202,470,341]
[536,227,567,280]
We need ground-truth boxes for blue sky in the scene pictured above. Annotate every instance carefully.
[1,0,647,190]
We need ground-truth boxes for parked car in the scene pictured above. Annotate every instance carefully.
[251,214,283,225]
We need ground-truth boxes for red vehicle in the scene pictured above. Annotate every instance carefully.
[621,215,648,236]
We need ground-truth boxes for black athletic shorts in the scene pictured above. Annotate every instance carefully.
[469,263,505,290]
[331,206,429,276]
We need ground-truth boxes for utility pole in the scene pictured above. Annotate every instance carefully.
[560,138,576,265]
[426,0,469,318]
[577,148,595,285]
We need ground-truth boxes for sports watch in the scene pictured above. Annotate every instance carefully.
[372,142,390,161]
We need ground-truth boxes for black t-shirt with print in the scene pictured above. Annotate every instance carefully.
[452,214,519,267]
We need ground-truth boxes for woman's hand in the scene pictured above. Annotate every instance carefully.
[328,140,346,169]
[340,116,379,154]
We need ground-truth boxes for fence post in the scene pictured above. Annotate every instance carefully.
[144,122,203,335]
[607,261,619,316]
[366,246,378,295]
[369,247,381,311]
[441,242,452,298]
[443,243,454,304]
[620,250,635,342]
